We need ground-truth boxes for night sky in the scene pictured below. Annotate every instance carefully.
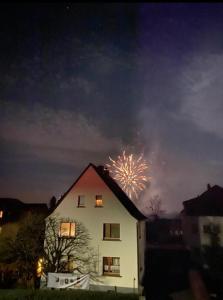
[1,3,223,214]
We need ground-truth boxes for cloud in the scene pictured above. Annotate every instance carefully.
[179,53,223,139]
[0,102,122,167]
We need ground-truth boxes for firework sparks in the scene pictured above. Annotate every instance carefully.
[106,151,150,199]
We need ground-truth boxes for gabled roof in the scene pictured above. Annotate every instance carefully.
[0,198,25,210]
[23,203,48,214]
[182,185,223,216]
[53,163,146,220]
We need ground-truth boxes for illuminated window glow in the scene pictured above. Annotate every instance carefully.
[95,195,103,207]
[0,211,3,218]
[103,224,120,240]
[60,222,76,237]
[103,257,120,276]
[37,258,43,277]
[77,195,85,207]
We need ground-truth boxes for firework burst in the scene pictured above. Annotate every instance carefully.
[106,151,150,199]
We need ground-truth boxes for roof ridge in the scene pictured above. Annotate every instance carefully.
[52,163,146,220]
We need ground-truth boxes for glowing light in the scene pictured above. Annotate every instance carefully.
[37,258,43,277]
[107,151,149,199]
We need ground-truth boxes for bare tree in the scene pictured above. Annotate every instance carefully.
[146,194,164,217]
[43,215,98,278]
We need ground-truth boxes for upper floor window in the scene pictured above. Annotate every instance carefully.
[103,257,120,276]
[103,223,120,240]
[0,211,3,218]
[77,195,85,207]
[95,195,103,207]
[59,222,76,238]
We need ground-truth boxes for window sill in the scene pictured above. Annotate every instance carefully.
[95,206,103,208]
[77,206,85,208]
[59,236,76,239]
[103,238,121,241]
[103,273,122,277]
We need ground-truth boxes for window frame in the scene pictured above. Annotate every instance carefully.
[77,195,85,208]
[95,195,103,207]
[103,256,120,277]
[103,223,120,240]
[59,222,76,238]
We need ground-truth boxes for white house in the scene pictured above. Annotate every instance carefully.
[47,163,146,293]
[181,184,223,248]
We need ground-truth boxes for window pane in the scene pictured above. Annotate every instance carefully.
[60,222,75,237]
[104,224,110,238]
[60,223,70,236]
[103,257,108,265]
[103,224,120,239]
[70,223,76,237]
[111,224,120,238]
[96,195,103,207]
[78,195,85,207]
[112,257,120,266]
[103,257,120,275]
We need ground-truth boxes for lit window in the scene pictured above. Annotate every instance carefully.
[0,211,3,218]
[60,222,76,238]
[95,195,103,207]
[103,257,120,276]
[103,224,120,240]
[77,195,85,207]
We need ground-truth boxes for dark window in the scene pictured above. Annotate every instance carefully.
[77,195,85,207]
[103,224,120,240]
[203,224,210,233]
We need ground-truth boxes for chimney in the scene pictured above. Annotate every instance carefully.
[207,183,211,190]
[97,165,109,176]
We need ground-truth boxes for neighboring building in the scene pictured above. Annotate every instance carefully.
[181,184,223,248]
[0,198,48,288]
[0,198,48,230]
[48,163,146,293]
[146,217,183,247]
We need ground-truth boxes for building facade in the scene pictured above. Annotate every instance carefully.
[48,163,146,293]
[181,184,223,248]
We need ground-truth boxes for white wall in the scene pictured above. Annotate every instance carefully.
[50,165,139,290]
[182,214,223,248]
